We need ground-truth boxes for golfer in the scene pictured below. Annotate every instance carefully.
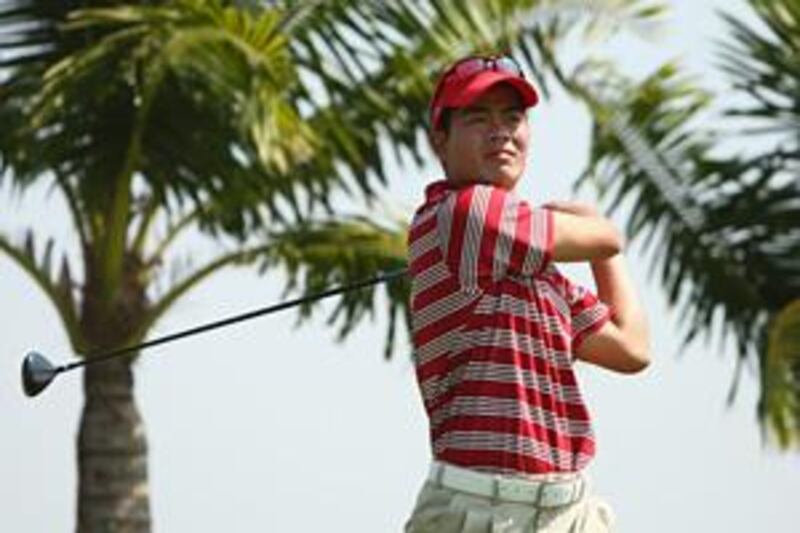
[404,54,650,532]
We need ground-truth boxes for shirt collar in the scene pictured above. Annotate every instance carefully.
[424,179,457,203]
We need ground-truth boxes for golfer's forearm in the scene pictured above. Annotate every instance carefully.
[590,254,649,357]
[549,211,623,262]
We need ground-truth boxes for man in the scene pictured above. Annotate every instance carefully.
[404,55,650,532]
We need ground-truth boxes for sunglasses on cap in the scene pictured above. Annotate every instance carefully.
[440,55,525,84]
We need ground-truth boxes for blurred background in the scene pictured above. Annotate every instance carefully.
[1,0,798,531]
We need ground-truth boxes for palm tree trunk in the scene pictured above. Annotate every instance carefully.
[77,358,151,533]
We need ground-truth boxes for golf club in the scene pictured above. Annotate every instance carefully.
[22,268,407,398]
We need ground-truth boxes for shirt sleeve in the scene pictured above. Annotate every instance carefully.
[437,183,553,289]
[564,277,611,349]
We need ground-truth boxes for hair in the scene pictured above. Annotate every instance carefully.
[433,108,454,134]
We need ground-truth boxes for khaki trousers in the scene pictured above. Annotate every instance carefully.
[404,473,614,533]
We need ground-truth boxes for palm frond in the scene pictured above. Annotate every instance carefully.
[0,229,82,347]
[761,299,800,449]
[575,59,799,360]
[284,0,667,199]
[719,0,800,141]
[2,0,668,234]
[2,0,669,356]
[261,216,409,359]
[557,0,800,447]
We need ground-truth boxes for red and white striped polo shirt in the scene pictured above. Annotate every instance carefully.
[408,180,610,475]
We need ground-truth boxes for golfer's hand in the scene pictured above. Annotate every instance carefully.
[542,200,600,218]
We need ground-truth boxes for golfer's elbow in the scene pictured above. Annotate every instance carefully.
[552,215,624,262]
[597,224,624,259]
[618,349,650,374]
[618,334,651,374]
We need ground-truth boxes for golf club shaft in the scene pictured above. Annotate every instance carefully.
[57,268,407,374]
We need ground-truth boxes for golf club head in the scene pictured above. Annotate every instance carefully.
[22,351,58,397]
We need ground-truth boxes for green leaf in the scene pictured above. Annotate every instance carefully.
[261,217,409,357]
[556,0,800,449]
[761,299,800,449]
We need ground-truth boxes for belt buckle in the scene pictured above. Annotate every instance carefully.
[495,476,541,503]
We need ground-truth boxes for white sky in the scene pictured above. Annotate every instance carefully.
[2,1,799,531]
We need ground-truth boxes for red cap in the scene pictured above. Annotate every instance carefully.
[429,59,539,130]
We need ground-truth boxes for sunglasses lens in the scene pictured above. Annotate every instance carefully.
[454,58,487,79]
[450,56,522,82]
[495,57,522,75]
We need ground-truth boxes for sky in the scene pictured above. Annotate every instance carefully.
[2,1,799,532]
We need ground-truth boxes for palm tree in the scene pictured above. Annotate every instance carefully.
[539,0,800,449]
[0,0,665,530]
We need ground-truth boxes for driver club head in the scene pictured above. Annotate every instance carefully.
[22,351,58,397]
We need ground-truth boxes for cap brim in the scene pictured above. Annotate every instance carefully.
[449,71,539,109]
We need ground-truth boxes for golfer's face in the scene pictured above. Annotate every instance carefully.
[441,84,529,190]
